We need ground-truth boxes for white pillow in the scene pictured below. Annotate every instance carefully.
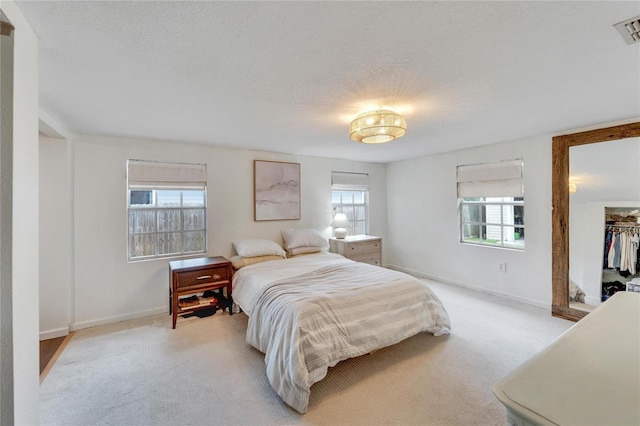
[232,239,286,258]
[281,228,329,251]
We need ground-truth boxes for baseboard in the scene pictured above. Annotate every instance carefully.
[70,306,168,331]
[39,327,70,341]
[387,264,550,311]
[585,296,601,306]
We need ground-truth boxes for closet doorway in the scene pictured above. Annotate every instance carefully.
[601,207,640,302]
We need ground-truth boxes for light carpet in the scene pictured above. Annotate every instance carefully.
[40,280,573,425]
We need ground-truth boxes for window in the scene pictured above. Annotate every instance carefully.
[457,159,524,249]
[460,197,524,248]
[331,172,369,236]
[332,190,369,235]
[127,160,207,261]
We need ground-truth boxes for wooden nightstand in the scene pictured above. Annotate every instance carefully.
[169,256,232,329]
[329,235,382,266]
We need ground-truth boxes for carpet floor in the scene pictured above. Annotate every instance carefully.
[40,280,572,425]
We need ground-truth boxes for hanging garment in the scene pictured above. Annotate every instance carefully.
[604,229,612,268]
[619,231,629,272]
[625,230,634,273]
[630,232,639,275]
[608,232,617,269]
[625,230,635,273]
[613,232,623,269]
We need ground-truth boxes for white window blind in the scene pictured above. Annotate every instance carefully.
[331,171,369,191]
[127,160,207,190]
[456,159,523,198]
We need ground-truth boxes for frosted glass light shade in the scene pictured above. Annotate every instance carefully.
[349,109,407,144]
[332,213,349,239]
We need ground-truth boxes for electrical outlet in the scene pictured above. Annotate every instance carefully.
[498,262,507,273]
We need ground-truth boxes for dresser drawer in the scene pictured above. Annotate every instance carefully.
[175,265,229,288]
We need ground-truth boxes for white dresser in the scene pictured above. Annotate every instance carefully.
[329,235,381,266]
[493,291,640,426]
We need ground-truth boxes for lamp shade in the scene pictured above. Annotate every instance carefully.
[332,213,349,239]
[349,108,407,144]
[332,213,349,228]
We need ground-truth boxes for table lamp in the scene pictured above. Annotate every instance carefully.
[332,213,349,239]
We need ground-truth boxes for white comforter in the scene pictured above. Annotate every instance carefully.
[232,252,451,413]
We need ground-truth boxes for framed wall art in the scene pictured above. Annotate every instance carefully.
[254,160,300,221]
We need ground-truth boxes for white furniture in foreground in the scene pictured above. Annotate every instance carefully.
[493,291,640,426]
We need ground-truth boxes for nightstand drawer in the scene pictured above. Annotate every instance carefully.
[346,240,380,257]
[350,254,381,266]
[176,266,229,288]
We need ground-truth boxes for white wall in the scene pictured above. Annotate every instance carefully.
[39,136,73,338]
[386,134,552,308]
[39,134,387,332]
[1,1,40,423]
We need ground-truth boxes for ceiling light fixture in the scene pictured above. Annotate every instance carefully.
[349,108,407,144]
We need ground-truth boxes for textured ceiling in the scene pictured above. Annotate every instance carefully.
[16,1,640,163]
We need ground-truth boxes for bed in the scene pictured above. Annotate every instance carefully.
[232,249,451,414]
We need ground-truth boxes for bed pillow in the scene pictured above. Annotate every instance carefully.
[232,239,287,258]
[569,280,586,304]
[288,246,322,256]
[230,255,284,269]
[281,228,329,254]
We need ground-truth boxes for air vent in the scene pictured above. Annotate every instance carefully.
[613,16,640,45]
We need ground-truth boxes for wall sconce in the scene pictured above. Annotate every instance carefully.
[331,213,349,239]
[569,177,578,194]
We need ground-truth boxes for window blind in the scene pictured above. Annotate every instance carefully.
[127,160,207,190]
[456,159,523,198]
[331,171,369,191]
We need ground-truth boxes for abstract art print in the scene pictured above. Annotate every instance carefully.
[254,160,300,221]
